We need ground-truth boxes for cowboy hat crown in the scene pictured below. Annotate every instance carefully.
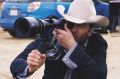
[57,0,109,26]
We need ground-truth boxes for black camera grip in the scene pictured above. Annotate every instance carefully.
[36,42,53,54]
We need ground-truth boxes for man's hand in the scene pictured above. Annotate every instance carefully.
[54,24,76,50]
[27,49,46,73]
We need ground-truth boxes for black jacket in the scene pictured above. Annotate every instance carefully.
[10,32,107,79]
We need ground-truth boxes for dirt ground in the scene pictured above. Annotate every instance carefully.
[0,28,120,79]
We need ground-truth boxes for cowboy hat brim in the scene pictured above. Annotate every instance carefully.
[57,5,109,27]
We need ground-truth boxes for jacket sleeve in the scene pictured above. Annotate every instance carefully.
[62,42,78,70]
[10,37,43,78]
[69,37,108,79]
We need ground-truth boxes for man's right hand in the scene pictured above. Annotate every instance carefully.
[27,49,46,73]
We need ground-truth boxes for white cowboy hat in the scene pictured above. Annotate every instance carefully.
[57,0,109,27]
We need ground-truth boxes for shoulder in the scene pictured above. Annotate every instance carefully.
[89,32,105,41]
[88,32,107,49]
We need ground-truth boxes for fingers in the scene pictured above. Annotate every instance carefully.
[55,24,70,35]
[29,50,41,60]
[40,54,46,64]
[64,24,70,32]
[55,29,66,35]
[27,56,40,63]
[41,54,46,59]
[27,59,39,66]
[54,28,67,42]
[56,34,64,41]
[27,50,46,66]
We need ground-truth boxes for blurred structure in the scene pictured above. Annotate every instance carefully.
[0,0,5,7]
[109,0,120,32]
[93,0,109,18]
[92,0,109,32]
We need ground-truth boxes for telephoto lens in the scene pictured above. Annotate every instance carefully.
[14,17,66,37]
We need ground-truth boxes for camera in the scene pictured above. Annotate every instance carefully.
[14,17,66,38]
[14,17,67,60]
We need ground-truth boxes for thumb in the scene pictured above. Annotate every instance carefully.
[40,54,46,64]
[41,54,46,60]
[64,24,70,32]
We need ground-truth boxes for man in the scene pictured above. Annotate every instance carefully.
[10,0,109,79]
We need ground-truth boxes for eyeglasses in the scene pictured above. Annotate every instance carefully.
[66,21,91,29]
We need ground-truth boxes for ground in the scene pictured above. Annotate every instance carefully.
[0,28,120,79]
